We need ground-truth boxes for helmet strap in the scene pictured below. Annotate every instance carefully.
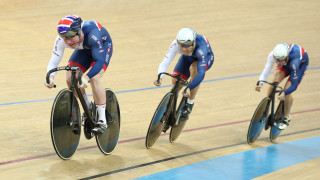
[77,29,81,38]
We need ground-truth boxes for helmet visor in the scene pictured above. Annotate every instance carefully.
[273,55,287,62]
[177,40,194,47]
[59,30,77,39]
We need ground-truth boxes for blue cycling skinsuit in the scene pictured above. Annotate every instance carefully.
[157,34,214,90]
[259,43,309,95]
[47,21,113,79]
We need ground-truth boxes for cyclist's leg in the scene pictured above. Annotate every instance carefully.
[283,81,293,118]
[189,53,213,98]
[92,42,112,133]
[172,56,194,117]
[278,79,293,130]
[186,61,201,101]
[189,53,213,100]
[172,55,192,91]
[90,68,107,122]
[267,67,287,97]
[283,57,308,119]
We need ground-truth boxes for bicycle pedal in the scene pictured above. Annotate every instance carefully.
[72,128,79,135]
[67,121,73,126]
[162,124,170,133]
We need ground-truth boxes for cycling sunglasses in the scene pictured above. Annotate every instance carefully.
[177,40,194,47]
[59,30,78,39]
[273,55,287,62]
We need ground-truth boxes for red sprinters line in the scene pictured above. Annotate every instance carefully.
[0,108,319,166]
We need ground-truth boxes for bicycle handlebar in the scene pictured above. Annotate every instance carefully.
[46,66,83,88]
[157,72,190,94]
[257,80,284,94]
[157,72,189,84]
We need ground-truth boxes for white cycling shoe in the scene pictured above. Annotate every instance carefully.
[278,116,291,130]
[92,120,107,134]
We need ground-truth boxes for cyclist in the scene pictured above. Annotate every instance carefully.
[154,27,214,118]
[44,15,113,134]
[255,43,309,130]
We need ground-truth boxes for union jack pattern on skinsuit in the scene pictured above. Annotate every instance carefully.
[57,15,79,34]
[290,44,305,60]
[94,22,102,30]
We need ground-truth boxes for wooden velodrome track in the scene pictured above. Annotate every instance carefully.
[0,0,319,179]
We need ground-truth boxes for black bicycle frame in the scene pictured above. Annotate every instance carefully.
[167,77,181,121]
[267,82,278,122]
[258,81,283,126]
[46,66,95,127]
[157,72,188,123]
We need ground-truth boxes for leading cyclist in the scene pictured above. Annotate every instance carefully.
[44,15,113,134]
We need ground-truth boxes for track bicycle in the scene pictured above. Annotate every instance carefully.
[247,80,285,144]
[145,72,190,149]
[46,66,120,160]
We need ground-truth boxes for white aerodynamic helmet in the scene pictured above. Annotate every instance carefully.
[176,27,197,47]
[273,43,290,61]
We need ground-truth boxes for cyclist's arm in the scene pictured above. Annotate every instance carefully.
[158,40,180,78]
[47,36,67,77]
[284,59,300,95]
[259,51,275,83]
[189,64,206,90]
[188,49,209,90]
[86,31,106,79]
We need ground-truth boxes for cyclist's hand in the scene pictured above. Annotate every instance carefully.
[79,75,89,89]
[44,75,55,89]
[277,93,285,100]
[183,88,190,97]
[255,83,263,91]
[154,79,162,86]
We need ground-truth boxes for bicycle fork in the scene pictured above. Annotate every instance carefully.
[67,70,76,127]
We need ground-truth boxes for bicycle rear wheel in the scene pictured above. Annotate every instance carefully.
[247,97,270,144]
[96,89,121,155]
[50,88,81,160]
[145,93,172,148]
[270,100,284,142]
[169,97,188,143]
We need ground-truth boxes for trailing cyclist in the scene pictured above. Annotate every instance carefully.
[154,27,215,119]
[255,43,309,130]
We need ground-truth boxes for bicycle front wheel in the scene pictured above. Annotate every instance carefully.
[247,97,270,144]
[50,88,81,160]
[145,93,172,148]
[96,88,121,155]
[270,100,284,142]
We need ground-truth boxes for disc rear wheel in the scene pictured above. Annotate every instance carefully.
[95,89,121,155]
[169,97,188,143]
[270,100,284,141]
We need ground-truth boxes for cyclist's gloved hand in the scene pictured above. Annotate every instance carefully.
[183,87,190,97]
[255,84,262,91]
[44,75,55,89]
[79,75,89,89]
[277,92,285,100]
[255,81,263,91]
[154,79,162,87]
